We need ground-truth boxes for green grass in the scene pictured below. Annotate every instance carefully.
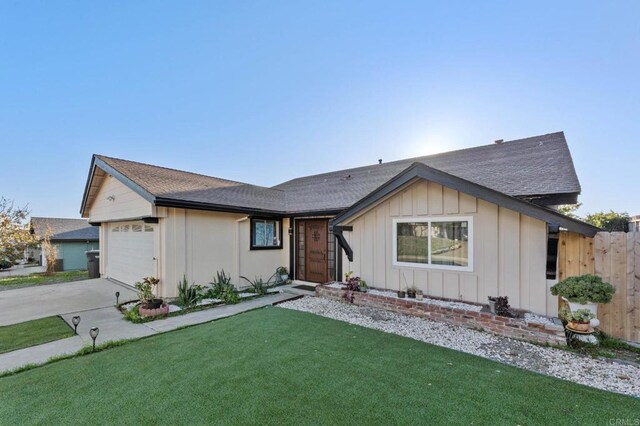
[0,316,75,354]
[0,308,637,424]
[0,270,88,288]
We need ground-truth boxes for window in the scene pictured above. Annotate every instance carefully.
[393,217,472,271]
[112,226,120,232]
[132,224,142,232]
[250,218,282,250]
[144,225,154,232]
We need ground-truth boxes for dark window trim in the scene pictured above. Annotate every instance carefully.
[250,217,283,250]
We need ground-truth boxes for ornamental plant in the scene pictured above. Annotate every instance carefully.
[134,276,160,305]
[550,274,615,304]
[568,309,595,323]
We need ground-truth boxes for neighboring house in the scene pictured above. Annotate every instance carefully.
[30,217,99,271]
[629,215,640,232]
[80,132,598,316]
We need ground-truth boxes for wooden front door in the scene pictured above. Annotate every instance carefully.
[304,220,328,283]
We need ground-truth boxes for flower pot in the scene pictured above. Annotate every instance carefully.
[144,298,164,309]
[280,274,289,282]
[407,291,416,299]
[416,292,423,301]
[568,320,590,332]
[397,290,406,298]
[139,303,170,318]
[359,286,368,293]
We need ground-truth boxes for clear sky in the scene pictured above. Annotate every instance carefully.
[1,1,638,218]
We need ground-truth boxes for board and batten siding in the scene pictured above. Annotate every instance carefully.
[88,175,153,223]
[159,208,289,298]
[341,180,555,316]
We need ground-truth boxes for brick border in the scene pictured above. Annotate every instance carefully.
[316,285,566,346]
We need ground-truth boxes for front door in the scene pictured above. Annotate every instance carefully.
[304,220,328,283]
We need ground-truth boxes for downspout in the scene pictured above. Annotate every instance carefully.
[235,216,249,287]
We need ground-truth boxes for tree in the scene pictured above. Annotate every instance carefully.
[557,203,582,219]
[583,211,630,232]
[0,197,36,266]
[41,226,59,275]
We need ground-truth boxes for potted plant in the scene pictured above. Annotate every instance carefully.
[358,279,368,293]
[397,289,406,298]
[567,309,595,332]
[550,274,615,318]
[135,277,168,317]
[276,266,289,282]
[416,289,424,301]
[488,296,512,317]
[407,285,417,299]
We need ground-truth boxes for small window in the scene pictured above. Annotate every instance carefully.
[132,224,142,232]
[250,218,282,250]
[393,217,473,271]
[144,225,154,232]
[112,226,120,232]
[122,225,130,232]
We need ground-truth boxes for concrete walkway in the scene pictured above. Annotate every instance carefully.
[0,292,298,373]
[0,278,137,326]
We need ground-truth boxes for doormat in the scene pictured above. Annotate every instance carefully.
[293,285,317,292]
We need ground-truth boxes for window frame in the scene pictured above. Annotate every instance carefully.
[392,216,473,272]
[249,217,283,250]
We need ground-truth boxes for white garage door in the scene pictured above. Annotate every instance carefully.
[107,221,156,286]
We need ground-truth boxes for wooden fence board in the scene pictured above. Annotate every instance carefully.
[559,231,640,343]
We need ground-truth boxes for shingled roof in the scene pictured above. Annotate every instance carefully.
[31,217,99,241]
[82,131,581,216]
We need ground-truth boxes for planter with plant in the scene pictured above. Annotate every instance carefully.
[135,277,169,317]
[416,289,423,301]
[397,290,406,298]
[567,309,595,332]
[487,296,512,317]
[406,285,417,299]
[550,274,615,321]
[276,266,289,283]
[358,279,368,293]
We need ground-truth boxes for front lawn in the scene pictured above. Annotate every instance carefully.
[0,308,637,424]
[0,270,88,288]
[0,316,75,354]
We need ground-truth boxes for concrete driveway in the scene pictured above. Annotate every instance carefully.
[0,278,137,326]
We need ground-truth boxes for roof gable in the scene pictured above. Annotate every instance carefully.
[331,162,599,237]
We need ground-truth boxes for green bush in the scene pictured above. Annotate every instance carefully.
[550,274,615,304]
[220,286,238,304]
[568,309,595,323]
[176,276,204,308]
[207,270,235,299]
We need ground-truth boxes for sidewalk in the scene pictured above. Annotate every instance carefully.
[0,292,298,374]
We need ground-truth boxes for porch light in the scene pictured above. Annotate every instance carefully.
[71,316,81,335]
[115,291,120,305]
[89,327,99,351]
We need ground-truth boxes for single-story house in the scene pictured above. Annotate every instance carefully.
[30,217,99,271]
[80,132,598,316]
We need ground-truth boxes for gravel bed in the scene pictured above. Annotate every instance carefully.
[524,312,555,327]
[278,297,640,398]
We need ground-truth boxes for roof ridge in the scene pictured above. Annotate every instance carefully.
[95,154,250,187]
[272,131,565,187]
[30,217,89,221]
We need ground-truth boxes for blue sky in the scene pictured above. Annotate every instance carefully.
[1,1,639,218]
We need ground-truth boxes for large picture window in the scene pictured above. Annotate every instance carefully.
[250,218,283,250]
[393,217,472,271]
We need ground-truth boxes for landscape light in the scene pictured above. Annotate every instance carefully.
[115,291,120,305]
[71,316,81,335]
[89,327,99,351]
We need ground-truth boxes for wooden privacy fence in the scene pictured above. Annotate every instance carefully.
[558,231,640,343]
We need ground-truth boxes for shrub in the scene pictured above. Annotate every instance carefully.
[488,296,512,317]
[568,309,595,323]
[207,270,234,299]
[220,286,238,304]
[550,274,615,304]
[176,276,204,308]
[240,274,276,296]
[0,259,12,270]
